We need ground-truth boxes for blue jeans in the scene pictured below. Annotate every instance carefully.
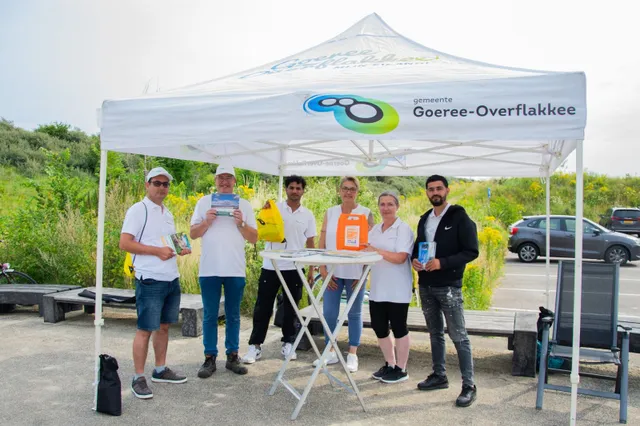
[135,278,181,331]
[199,276,246,357]
[322,278,365,347]
[420,285,475,387]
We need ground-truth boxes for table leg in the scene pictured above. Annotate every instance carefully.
[268,259,373,419]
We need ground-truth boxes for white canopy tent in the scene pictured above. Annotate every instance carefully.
[98,13,587,424]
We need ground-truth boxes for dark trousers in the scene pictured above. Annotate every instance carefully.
[419,284,475,387]
[248,268,303,345]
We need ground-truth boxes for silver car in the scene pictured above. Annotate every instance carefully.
[507,215,640,265]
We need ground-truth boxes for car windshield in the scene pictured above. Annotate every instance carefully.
[615,209,640,218]
[585,218,610,233]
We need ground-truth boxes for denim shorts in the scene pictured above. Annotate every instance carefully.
[135,277,181,331]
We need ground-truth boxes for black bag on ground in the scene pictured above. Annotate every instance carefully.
[535,306,569,371]
[273,293,312,351]
[537,306,555,341]
[96,354,122,416]
[79,289,136,304]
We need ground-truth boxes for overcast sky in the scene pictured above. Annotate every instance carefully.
[1,0,637,176]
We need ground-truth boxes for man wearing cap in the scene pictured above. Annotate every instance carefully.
[190,163,258,378]
[120,167,191,400]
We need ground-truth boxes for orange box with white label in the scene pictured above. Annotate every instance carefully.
[336,213,368,251]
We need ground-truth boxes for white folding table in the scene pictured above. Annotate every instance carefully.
[260,250,383,420]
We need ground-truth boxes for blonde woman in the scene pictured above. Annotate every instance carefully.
[316,176,374,373]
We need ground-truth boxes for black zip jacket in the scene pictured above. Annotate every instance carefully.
[411,204,479,288]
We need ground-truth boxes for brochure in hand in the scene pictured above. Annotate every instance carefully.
[211,193,240,216]
[418,242,437,266]
[161,232,191,255]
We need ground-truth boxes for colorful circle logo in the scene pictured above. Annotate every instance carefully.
[303,94,399,134]
[355,158,389,172]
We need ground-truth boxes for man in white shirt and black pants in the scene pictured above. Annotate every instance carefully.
[120,167,191,400]
[242,175,317,363]
[411,175,479,407]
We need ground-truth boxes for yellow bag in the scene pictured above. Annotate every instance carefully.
[257,200,286,243]
[123,202,148,278]
[123,252,135,277]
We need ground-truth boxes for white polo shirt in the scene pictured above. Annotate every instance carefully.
[368,218,415,303]
[325,204,371,280]
[191,194,257,278]
[262,201,317,271]
[121,197,179,282]
[425,203,451,242]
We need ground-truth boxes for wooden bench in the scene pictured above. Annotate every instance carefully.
[299,305,539,377]
[42,287,223,338]
[0,284,81,315]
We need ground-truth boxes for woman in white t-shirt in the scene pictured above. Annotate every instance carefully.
[363,191,415,384]
[317,176,374,373]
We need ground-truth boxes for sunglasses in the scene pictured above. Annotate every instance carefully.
[150,180,170,188]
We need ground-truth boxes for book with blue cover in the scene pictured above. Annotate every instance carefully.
[211,193,239,216]
[418,241,437,266]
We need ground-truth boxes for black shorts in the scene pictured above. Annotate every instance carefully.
[369,300,409,339]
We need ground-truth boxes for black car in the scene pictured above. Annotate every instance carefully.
[599,207,640,237]
[508,215,640,265]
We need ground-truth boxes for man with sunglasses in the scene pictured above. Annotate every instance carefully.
[120,167,191,400]
[190,163,258,379]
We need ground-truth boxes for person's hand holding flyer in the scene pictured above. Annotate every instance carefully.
[161,232,192,256]
[211,193,240,217]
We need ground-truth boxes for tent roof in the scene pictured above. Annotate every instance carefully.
[100,13,586,177]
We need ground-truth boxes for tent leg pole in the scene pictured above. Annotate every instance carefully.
[570,141,584,426]
[93,149,108,410]
[278,148,285,203]
[545,168,551,309]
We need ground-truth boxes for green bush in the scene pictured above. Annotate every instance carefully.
[8,119,638,317]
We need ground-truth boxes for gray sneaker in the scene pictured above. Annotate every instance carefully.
[151,367,187,384]
[131,376,153,399]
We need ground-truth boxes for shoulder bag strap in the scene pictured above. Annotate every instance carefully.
[132,203,148,266]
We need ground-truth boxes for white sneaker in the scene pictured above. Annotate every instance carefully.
[241,345,262,364]
[312,350,339,367]
[346,354,358,373]
[281,343,297,360]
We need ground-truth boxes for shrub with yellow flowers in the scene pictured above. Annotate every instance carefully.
[529,181,544,199]
[164,193,203,222]
[461,224,508,310]
[237,184,255,199]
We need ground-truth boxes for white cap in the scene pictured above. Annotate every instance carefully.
[146,167,173,182]
[215,163,236,177]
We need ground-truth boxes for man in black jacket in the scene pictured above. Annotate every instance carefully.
[411,175,479,407]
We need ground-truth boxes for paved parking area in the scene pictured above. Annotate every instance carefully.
[493,254,640,319]
[2,307,639,425]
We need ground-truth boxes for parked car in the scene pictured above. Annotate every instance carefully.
[508,215,640,265]
[599,207,640,237]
